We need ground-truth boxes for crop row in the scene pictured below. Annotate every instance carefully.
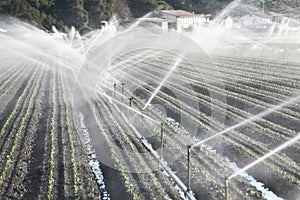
[127,50,299,103]
[121,65,299,181]
[138,59,299,139]
[95,95,181,199]
[141,54,299,115]
[0,60,102,198]
[0,65,34,113]
[58,66,80,199]
[131,97,246,199]
[47,66,57,199]
[116,52,299,120]
[121,54,299,142]
[0,66,44,186]
[80,88,147,200]
[210,59,299,96]
[214,56,300,78]
[107,80,263,199]
[0,64,28,93]
[110,61,299,192]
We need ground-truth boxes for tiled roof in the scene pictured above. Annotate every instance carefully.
[161,10,194,17]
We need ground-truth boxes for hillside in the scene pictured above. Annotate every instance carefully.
[217,0,300,19]
[0,0,232,32]
[0,0,299,32]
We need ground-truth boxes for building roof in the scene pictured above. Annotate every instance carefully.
[161,10,212,18]
[161,10,194,17]
[138,18,174,23]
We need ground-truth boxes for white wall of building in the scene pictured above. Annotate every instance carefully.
[161,12,210,31]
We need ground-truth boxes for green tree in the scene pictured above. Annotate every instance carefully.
[127,0,158,17]
[115,0,131,19]
[53,0,88,29]
[0,0,236,31]
[28,0,55,9]
[0,0,46,24]
[84,0,115,28]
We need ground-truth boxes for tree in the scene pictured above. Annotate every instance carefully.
[0,0,236,31]
[84,0,115,29]
[53,0,88,29]
[28,0,55,9]
[115,0,131,20]
[127,0,158,18]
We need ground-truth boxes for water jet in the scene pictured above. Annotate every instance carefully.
[225,133,300,200]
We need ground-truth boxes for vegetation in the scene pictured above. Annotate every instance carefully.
[1,0,299,31]
[0,0,232,31]
[107,49,299,199]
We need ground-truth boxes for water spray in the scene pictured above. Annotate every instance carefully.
[187,94,300,192]
[106,50,156,73]
[0,28,7,33]
[143,58,182,110]
[126,12,152,32]
[191,94,300,149]
[99,90,160,125]
[224,133,300,200]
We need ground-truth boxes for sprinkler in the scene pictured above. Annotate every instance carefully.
[121,83,125,113]
[113,83,117,98]
[187,145,192,191]
[121,83,125,101]
[225,178,229,200]
[160,122,164,160]
[129,97,134,107]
